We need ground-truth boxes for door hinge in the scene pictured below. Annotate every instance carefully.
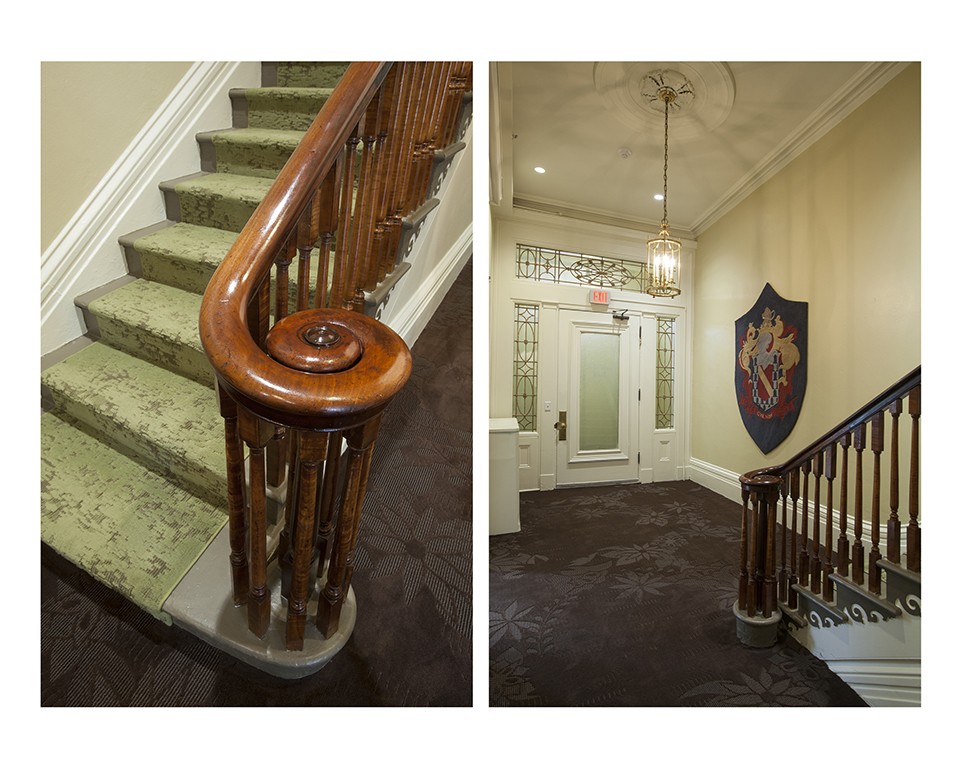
[638,452,641,463]
[638,388,642,401]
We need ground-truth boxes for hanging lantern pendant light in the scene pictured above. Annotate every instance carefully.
[646,86,682,298]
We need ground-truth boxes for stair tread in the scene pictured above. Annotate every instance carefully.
[174,173,274,232]
[41,411,226,624]
[86,279,213,386]
[41,342,227,502]
[208,127,308,179]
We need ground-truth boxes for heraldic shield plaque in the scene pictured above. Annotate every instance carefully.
[735,283,807,454]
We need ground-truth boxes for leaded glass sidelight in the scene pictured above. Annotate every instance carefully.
[513,303,539,431]
[516,244,649,293]
[656,316,676,429]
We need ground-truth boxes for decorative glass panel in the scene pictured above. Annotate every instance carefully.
[516,244,648,293]
[513,303,539,431]
[656,316,676,429]
[579,332,620,450]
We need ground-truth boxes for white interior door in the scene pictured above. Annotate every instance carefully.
[555,309,639,486]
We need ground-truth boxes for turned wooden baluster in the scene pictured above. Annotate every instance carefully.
[438,63,470,149]
[285,430,326,651]
[347,90,385,312]
[314,431,343,571]
[837,432,851,577]
[887,398,902,564]
[788,468,800,609]
[762,483,778,618]
[799,459,811,587]
[852,422,867,584]
[237,408,275,638]
[318,415,383,637]
[906,385,921,571]
[869,411,884,593]
[375,63,415,283]
[822,443,837,601]
[313,155,343,311]
[777,478,789,602]
[738,488,751,613]
[329,125,361,309]
[810,450,823,594]
[217,384,248,606]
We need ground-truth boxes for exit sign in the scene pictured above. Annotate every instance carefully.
[589,289,610,305]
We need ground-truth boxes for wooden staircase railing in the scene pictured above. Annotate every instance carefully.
[199,61,472,652]
[736,366,920,642]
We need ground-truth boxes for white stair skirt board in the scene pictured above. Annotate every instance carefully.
[162,524,356,679]
[41,61,261,357]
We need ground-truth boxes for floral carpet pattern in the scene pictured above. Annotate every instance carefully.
[489,481,866,707]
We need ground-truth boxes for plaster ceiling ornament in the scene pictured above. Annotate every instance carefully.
[593,62,736,141]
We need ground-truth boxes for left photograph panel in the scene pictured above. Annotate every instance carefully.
[40,61,474,705]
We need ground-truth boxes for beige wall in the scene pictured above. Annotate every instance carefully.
[41,62,193,251]
[691,63,920,477]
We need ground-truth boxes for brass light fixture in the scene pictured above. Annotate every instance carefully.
[646,86,681,298]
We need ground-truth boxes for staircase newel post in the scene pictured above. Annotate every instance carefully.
[734,473,782,647]
[907,385,921,572]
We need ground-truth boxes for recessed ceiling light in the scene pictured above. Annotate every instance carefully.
[534,166,546,174]
[654,194,664,201]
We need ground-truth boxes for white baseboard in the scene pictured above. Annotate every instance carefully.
[384,225,473,349]
[687,457,742,503]
[826,658,921,706]
[41,62,261,357]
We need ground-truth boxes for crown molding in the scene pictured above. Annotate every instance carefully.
[690,62,911,237]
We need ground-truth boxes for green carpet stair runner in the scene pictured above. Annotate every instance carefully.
[41,62,353,624]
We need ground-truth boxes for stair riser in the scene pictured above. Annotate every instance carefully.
[243,89,334,132]
[177,183,264,233]
[275,62,351,88]
[94,315,215,389]
[43,391,226,508]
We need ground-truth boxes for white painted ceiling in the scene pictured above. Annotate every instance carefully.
[492,62,908,238]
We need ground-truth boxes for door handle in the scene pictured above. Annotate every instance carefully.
[554,411,567,441]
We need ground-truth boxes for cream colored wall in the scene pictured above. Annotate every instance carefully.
[691,63,920,481]
[41,62,192,251]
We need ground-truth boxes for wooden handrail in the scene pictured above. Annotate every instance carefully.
[741,366,920,485]
[199,62,395,431]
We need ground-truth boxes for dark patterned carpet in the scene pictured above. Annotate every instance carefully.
[490,481,866,707]
[40,257,472,707]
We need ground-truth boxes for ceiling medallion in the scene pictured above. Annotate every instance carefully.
[594,62,736,141]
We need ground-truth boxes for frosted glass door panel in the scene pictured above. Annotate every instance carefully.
[579,333,620,451]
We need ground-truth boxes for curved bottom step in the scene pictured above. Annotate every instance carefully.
[163,525,355,679]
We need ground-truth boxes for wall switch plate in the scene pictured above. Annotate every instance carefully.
[544,401,551,411]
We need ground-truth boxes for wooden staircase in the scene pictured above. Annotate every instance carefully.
[40,61,472,677]
[735,367,921,704]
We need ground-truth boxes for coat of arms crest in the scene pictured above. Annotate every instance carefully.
[735,283,807,454]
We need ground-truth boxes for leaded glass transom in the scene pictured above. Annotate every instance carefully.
[516,244,649,292]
